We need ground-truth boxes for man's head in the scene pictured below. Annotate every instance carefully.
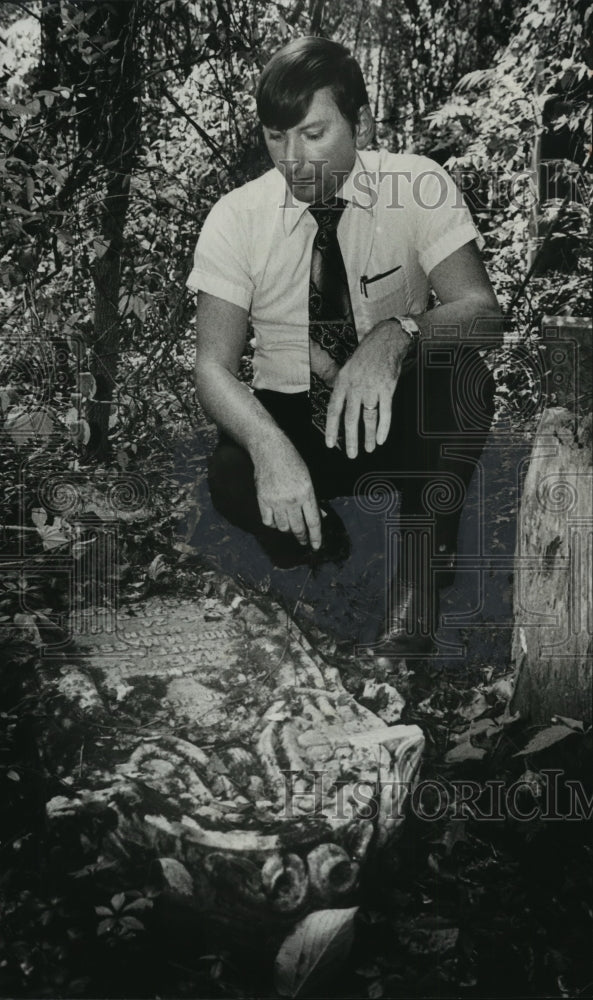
[256,36,373,204]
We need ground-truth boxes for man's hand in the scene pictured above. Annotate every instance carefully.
[252,436,322,549]
[325,319,412,458]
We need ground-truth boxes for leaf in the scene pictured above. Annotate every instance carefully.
[57,229,75,248]
[110,892,126,912]
[207,754,229,775]
[514,724,578,757]
[34,517,70,551]
[95,906,113,917]
[131,295,149,321]
[403,925,460,956]
[67,418,91,446]
[97,918,115,936]
[0,96,27,116]
[458,690,489,721]
[148,553,168,581]
[152,858,194,900]
[485,676,514,703]
[551,715,585,732]
[5,406,54,445]
[274,907,358,997]
[13,613,42,645]
[94,239,110,259]
[123,898,153,914]
[452,718,499,744]
[173,541,199,555]
[31,507,47,528]
[444,742,486,764]
[0,387,19,413]
[77,371,97,399]
[119,915,145,932]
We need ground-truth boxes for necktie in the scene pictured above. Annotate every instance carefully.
[308,199,358,440]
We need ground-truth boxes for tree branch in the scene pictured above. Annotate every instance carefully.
[162,87,230,169]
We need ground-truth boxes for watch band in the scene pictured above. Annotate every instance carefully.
[391,315,421,343]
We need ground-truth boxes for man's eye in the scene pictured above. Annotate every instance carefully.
[268,133,283,142]
[304,131,323,140]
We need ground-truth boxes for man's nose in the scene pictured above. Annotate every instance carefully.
[285,133,306,169]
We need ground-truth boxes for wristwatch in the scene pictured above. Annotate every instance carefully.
[391,315,421,344]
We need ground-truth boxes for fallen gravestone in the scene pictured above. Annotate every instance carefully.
[38,571,424,961]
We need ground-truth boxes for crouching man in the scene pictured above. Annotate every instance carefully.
[188,36,501,656]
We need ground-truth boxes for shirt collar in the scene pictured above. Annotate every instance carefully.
[281,150,375,237]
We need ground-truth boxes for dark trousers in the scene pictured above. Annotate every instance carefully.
[207,344,496,572]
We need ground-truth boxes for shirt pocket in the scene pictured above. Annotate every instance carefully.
[358,262,408,331]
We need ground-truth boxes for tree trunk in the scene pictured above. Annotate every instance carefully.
[39,0,61,90]
[84,0,142,460]
[511,318,593,724]
[309,0,325,34]
[89,168,133,459]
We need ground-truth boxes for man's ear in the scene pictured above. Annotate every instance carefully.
[355,104,374,149]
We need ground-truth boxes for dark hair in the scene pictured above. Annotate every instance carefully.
[256,36,369,133]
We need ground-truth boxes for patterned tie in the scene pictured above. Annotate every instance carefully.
[308,199,358,441]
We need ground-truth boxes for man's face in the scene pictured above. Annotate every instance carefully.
[262,86,358,204]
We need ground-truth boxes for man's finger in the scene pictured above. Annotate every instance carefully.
[362,400,379,453]
[376,384,394,446]
[274,510,290,533]
[302,496,322,550]
[259,501,274,527]
[325,381,347,448]
[287,506,308,546]
[344,391,362,459]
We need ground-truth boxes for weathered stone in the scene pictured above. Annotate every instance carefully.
[38,574,424,951]
[511,408,592,723]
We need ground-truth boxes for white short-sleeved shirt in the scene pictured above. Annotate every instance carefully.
[187,149,484,393]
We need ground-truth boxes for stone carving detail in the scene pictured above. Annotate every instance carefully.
[41,575,424,946]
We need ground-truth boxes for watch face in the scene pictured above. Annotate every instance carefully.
[399,317,420,340]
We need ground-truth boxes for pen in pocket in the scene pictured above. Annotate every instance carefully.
[360,264,402,297]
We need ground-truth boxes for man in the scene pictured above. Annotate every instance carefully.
[188,36,501,655]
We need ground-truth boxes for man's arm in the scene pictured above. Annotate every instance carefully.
[194,291,322,548]
[414,240,502,340]
[325,240,502,457]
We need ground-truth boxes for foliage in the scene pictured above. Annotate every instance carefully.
[417,0,592,327]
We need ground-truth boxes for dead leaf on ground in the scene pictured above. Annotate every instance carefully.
[274,906,358,997]
[458,690,489,721]
[514,724,579,756]
[445,742,486,764]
